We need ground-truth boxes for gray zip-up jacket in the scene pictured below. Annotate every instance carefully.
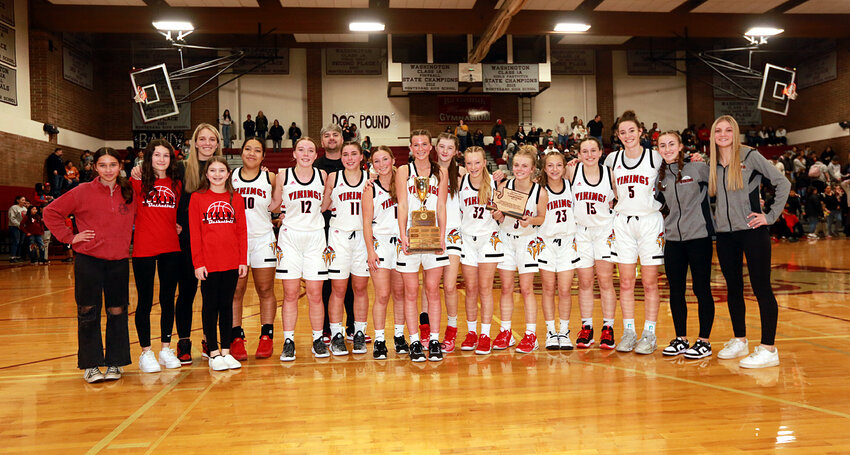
[658,161,715,241]
[713,147,790,233]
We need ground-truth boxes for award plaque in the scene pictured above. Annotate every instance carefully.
[487,187,529,219]
[408,176,442,252]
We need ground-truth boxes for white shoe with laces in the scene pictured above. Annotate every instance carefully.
[545,331,560,350]
[139,350,162,373]
[739,345,779,369]
[717,338,749,359]
[159,347,182,369]
[222,354,242,369]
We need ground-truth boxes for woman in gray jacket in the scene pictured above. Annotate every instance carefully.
[708,115,790,369]
[656,131,716,359]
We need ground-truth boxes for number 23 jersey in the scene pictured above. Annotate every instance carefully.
[280,167,325,231]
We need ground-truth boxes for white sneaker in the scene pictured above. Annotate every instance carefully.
[222,354,242,369]
[717,338,749,359]
[545,331,560,350]
[139,350,162,373]
[158,348,181,369]
[739,345,779,369]
[559,331,573,351]
[209,355,228,371]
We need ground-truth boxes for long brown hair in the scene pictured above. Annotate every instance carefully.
[436,132,460,197]
[708,115,743,196]
[185,123,223,193]
[410,129,439,180]
[464,146,492,205]
[93,147,133,204]
[372,145,397,203]
[198,156,235,203]
[141,139,179,196]
[658,131,685,184]
[538,151,567,189]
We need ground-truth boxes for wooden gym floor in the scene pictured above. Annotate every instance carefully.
[1,239,849,454]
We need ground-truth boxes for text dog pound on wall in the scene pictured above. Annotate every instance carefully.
[331,113,393,130]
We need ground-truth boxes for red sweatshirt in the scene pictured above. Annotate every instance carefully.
[21,216,45,236]
[189,189,247,273]
[43,179,136,260]
[131,177,181,257]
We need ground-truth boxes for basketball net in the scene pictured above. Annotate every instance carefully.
[782,83,797,100]
[133,86,148,104]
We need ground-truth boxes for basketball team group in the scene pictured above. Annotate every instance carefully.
[42,109,790,383]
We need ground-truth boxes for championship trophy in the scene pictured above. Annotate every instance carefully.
[408,177,442,252]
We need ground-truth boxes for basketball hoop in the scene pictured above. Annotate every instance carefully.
[133,86,148,104]
[783,83,797,100]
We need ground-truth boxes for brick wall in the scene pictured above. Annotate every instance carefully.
[595,50,614,132]
[0,131,83,188]
[408,94,519,140]
[686,58,715,129]
[306,49,323,139]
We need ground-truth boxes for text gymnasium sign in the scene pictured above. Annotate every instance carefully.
[482,64,539,93]
[402,64,458,92]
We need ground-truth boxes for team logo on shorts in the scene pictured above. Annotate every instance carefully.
[656,232,665,249]
[607,231,616,248]
[373,237,380,251]
[396,241,404,256]
[527,237,544,261]
[572,238,578,252]
[323,246,336,267]
[447,229,461,245]
[274,243,284,262]
[489,232,502,249]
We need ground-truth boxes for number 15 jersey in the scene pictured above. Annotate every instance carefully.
[280,167,325,232]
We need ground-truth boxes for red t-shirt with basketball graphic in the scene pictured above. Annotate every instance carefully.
[131,177,181,258]
[188,189,248,273]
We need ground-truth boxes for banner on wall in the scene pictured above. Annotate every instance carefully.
[133,131,185,151]
[0,63,16,105]
[797,50,837,89]
[714,99,761,126]
[0,22,15,67]
[331,112,395,130]
[402,64,458,92]
[437,95,491,123]
[711,74,762,99]
[482,64,539,93]
[63,33,94,90]
[626,50,676,76]
[231,48,290,75]
[550,49,594,75]
[0,0,13,27]
[326,48,383,75]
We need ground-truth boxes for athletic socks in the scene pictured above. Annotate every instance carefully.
[644,320,656,334]
[624,319,635,332]
[394,324,405,338]
[374,329,385,342]
[500,320,512,331]
[430,332,440,341]
[545,320,556,334]
[283,330,294,341]
[526,323,536,335]
[582,317,594,328]
[330,323,343,337]
[312,330,323,341]
[481,323,491,336]
[232,326,245,339]
[559,319,569,334]
[354,321,367,334]
[467,320,477,333]
[261,324,274,338]
[409,333,420,344]
[603,318,614,328]
[447,315,458,328]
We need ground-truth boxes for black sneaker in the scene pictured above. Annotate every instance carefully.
[409,341,425,362]
[330,333,349,356]
[279,338,296,362]
[312,338,330,358]
[394,335,409,354]
[176,339,193,365]
[352,331,367,354]
[663,338,689,356]
[201,339,211,359]
[373,340,388,360]
[683,339,712,359]
[575,325,594,348]
[428,339,443,361]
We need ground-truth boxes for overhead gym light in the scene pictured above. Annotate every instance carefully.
[744,27,784,37]
[153,21,194,42]
[554,23,591,33]
[349,22,385,32]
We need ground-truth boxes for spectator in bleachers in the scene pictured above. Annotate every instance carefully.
[33,183,53,207]
[455,119,469,152]
[697,123,710,152]
[775,126,787,145]
[288,122,302,146]
[80,162,93,183]
[7,196,28,263]
[804,185,824,239]
[823,185,841,238]
[45,148,65,197]
[828,157,844,182]
[493,132,505,155]
[587,114,604,147]
[556,117,569,149]
[21,206,47,264]
[64,161,80,191]
[513,125,526,144]
[491,119,508,146]
[220,109,233,148]
[473,128,485,148]
[820,146,836,164]
[243,114,255,139]
[572,119,587,142]
[758,127,769,146]
[80,150,93,170]
[255,110,269,143]
[361,135,372,154]
[269,119,284,153]
[809,159,829,192]
[570,115,579,130]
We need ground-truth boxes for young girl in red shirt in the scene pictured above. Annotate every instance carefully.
[189,156,248,371]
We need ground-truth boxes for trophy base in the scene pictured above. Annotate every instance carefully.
[408,209,441,252]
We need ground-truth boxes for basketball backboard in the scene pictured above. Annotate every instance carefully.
[130,64,180,123]
[757,63,796,116]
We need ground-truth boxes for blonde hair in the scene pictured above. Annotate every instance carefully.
[185,123,223,193]
[513,145,539,180]
[371,145,397,203]
[464,146,492,206]
[708,115,743,197]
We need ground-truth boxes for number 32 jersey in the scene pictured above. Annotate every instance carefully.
[280,167,325,232]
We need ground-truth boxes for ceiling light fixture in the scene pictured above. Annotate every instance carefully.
[744,27,783,36]
[153,21,194,42]
[349,22,385,32]
[554,23,591,33]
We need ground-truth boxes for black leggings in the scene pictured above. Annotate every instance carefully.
[132,252,181,347]
[201,269,238,352]
[175,245,199,339]
[664,237,715,339]
[716,227,779,345]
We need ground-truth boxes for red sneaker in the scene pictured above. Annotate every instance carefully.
[419,323,430,345]
[255,335,274,358]
[492,329,515,350]
[515,333,539,354]
[460,331,478,351]
[599,326,616,350]
[575,325,595,349]
[201,339,210,359]
[230,337,248,361]
[442,326,458,353]
[176,339,192,365]
[474,333,492,355]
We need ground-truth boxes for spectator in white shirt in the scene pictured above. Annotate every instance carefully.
[555,117,570,149]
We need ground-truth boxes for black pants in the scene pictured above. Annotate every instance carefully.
[175,244,199,339]
[74,253,131,369]
[664,237,715,339]
[716,227,779,345]
[201,270,238,352]
[132,252,181,347]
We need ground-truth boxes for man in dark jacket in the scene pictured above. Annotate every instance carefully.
[587,115,604,147]
[44,148,65,197]
[490,119,507,144]
[243,114,256,139]
[288,122,302,146]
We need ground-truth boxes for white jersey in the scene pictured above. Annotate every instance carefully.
[605,148,663,216]
[232,167,274,239]
[405,162,440,228]
[459,174,499,236]
[499,179,541,237]
[539,178,577,238]
[572,163,615,228]
[446,188,462,231]
[281,167,324,231]
[329,169,366,231]
[370,179,399,236]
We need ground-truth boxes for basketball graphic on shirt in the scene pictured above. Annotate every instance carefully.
[145,185,178,208]
[203,200,235,224]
